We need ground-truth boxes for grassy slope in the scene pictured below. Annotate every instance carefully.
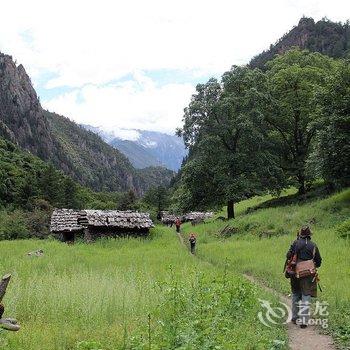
[0,227,286,350]
[182,188,350,348]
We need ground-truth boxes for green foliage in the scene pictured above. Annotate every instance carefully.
[310,60,350,188]
[142,186,170,212]
[266,50,337,193]
[0,137,129,239]
[137,166,175,190]
[118,190,138,211]
[335,219,350,239]
[76,340,104,350]
[175,49,349,215]
[177,66,285,216]
[0,227,287,349]
[0,210,29,240]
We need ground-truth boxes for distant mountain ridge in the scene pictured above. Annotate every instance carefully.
[250,17,350,69]
[0,52,173,194]
[82,125,187,171]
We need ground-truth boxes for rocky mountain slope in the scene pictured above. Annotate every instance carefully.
[0,52,172,193]
[110,138,161,169]
[83,125,187,171]
[0,53,59,161]
[250,17,350,69]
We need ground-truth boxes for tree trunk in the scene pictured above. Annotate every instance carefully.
[297,174,306,195]
[0,274,11,303]
[227,200,235,219]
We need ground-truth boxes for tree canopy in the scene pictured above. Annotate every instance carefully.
[174,49,350,217]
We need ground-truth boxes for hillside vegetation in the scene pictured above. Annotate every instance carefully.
[45,111,140,192]
[0,136,129,238]
[0,227,287,350]
[181,188,350,348]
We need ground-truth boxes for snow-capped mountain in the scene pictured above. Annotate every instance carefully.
[82,125,188,171]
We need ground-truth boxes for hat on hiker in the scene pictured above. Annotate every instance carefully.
[299,226,312,237]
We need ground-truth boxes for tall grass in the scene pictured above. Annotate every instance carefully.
[182,188,350,347]
[0,227,287,349]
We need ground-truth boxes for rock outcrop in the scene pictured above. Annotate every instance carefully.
[250,17,350,69]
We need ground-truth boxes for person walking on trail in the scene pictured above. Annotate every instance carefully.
[189,233,196,254]
[285,226,322,329]
[175,218,181,233]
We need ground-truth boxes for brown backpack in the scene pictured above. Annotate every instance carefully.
[295,246,316,279]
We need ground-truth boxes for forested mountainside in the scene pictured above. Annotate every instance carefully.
[0,52,173,193]
[136,166,175,189]
[250,17,350,69]
[45,111,140,192]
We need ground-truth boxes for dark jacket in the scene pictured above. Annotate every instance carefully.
[286,237,322,267]
[287,236,322,297]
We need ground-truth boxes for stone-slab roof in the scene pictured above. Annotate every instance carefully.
[50,209,154,232]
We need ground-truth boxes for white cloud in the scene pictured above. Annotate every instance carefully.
[0,0,349,132]
[44,72,194,134]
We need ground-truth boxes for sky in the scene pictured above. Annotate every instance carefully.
[0,0,349,135]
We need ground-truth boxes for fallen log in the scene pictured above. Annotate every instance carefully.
[0,274,11,303]
[0,274,20,331]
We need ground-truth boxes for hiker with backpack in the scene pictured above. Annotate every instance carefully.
[285,226,322,328]
[189,233,196,254]
[175,218,181,233]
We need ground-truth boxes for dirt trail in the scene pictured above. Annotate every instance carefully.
[175,229,336,350]
[176,231,185,246]
[243,274,336,350]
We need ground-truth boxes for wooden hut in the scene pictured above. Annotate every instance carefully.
[50,209,83,242]
[160,212,178,226]
[50,209,154,242]
[183,211,214,225]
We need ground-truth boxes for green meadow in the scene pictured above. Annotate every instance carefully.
[182,188,350,348]
[0,227,286,350]
[1,188,349,349]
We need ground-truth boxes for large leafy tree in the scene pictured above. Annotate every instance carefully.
[178,67,284,218]
[143,186,170,213]
[265,50,336,193]
[312,60,350,188]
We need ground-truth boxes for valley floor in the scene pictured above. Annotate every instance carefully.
[1,188,348,349]
[0,227,286,349]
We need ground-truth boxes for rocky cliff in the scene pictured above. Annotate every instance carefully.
[250,17,350,69]
[0,53,58,160]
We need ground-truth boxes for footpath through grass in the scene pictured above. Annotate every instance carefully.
[182,188,350,348]
[0,227,287,350]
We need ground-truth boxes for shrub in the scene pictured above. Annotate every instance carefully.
[335,219,350,239]
[0,210,29,240]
